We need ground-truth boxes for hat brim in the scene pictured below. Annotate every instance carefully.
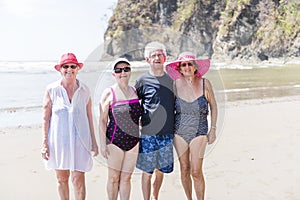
[111,58,131,70]
[54,62,83,71]
[166,59,210,80]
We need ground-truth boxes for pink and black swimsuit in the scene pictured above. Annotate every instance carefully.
[106,87,142,151]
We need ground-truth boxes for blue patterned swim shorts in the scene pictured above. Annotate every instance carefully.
[136,134,174,174]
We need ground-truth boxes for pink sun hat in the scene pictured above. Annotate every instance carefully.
[54,53,83,71]
[166,52,210,80]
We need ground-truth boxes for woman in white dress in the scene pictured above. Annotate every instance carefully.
[41,53,99,200]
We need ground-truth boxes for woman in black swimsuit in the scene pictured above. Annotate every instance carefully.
[99,58,142,200]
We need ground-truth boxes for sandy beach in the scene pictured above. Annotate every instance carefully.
[1,95,300,200]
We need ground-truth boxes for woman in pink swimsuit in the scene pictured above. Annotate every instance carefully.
[99,58,142,200]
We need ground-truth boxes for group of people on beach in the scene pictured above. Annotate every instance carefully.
[41,41,218,200]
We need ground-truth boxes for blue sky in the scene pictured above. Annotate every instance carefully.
[0,0,117,61]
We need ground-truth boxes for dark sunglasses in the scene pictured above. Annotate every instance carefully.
[62,65,77,69]
[180,62,193,67]
[114,67,131,73]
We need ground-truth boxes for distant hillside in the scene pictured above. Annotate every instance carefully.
[102,0,300,63]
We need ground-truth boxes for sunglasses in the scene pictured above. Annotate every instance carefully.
[114,66,131,73]
[180,62,194,67]
[62,65,77,69]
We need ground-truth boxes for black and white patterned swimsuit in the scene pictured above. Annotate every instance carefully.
[175,79,209,144]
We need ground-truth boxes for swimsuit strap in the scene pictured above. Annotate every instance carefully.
[174,80,178,96]
[110,87,117,103]
[202,78,205,96]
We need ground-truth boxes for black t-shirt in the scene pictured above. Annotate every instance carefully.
[135,71,175,136]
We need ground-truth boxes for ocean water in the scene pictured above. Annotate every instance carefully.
[0,61,299,128]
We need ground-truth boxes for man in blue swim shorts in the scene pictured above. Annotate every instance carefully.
[135,41,175,200]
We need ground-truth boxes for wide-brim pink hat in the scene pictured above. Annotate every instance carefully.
[54,53,83,71]
[166,52,210,80]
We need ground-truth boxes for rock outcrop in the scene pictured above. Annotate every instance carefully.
[102,0,300,63]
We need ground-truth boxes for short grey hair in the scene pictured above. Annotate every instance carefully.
[144,41,167,59]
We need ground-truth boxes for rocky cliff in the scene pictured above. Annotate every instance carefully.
[102,0,300,62]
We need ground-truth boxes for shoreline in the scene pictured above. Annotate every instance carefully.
[1,95,300,199]
[1,56,300,69]
[2,94,300,128]
[211,56,300,67]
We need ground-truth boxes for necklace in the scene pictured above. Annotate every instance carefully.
[182,77,200,100]
[184,76,194,85]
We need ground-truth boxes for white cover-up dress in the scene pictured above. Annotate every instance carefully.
[44,79,93,172]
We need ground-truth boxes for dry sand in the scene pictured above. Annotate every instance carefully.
[1,96,299,199]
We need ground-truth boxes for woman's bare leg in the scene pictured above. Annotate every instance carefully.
[190,136,207,200]
[119,144,139,200]
[174,135,192,200]
[107,144,124,200]
[71,171,86,200]
[55,170,70,200]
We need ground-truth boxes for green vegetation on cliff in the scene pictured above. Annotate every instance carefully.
[104,0,300,60]
[256,1,300,53]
